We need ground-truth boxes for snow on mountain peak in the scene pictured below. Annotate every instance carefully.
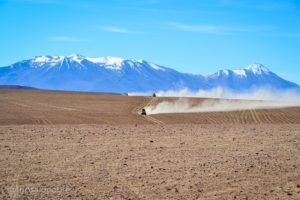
[32,56,52,63]
[67,54,85,62]
[85,56,125,68]
[29,56,272,77]
[149,63,165,71]
[212,63,270,78]
[220,69,229,76]
[31,55,64,67]
[244,63,270,74]
[233,69,246,76]
[32,54,125,66]
[85,56,166,71]
[28,54,168,71]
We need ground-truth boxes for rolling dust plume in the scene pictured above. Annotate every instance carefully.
[131,88,300,115]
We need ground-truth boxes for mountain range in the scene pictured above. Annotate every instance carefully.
[0,54,299,93]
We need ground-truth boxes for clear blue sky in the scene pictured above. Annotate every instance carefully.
[1,0,300,84]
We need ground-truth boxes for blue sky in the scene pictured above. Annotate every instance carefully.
[1,0,300,84]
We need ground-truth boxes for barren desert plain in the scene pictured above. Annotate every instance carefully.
[0,88,300,199]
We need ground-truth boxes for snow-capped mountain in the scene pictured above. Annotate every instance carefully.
[0,54,209,92]
[0,55,298,92]
[207,63,299,91]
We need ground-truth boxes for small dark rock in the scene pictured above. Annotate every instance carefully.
[287,191,292,196]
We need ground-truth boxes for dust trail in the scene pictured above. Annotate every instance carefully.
[132,87,300,115]
[145,98,299,115]
[130,87,300,102]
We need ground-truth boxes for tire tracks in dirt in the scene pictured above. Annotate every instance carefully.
[7,100,76,111]
[250,109,261,124]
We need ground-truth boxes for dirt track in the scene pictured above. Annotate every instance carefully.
[0,89,300,199]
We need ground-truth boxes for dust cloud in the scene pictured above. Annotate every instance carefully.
[131,88,300,115]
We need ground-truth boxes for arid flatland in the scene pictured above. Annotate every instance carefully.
[0,89,300,199]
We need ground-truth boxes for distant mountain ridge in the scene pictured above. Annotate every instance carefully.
[0,54,298,93]
[207,63,299,91]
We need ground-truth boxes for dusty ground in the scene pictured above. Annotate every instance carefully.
[0,89,300,199]
[0,89,300,125]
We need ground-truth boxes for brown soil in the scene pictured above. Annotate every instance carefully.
[0,89,300,199]
[1,89,300,125]
[0,89,149,125]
